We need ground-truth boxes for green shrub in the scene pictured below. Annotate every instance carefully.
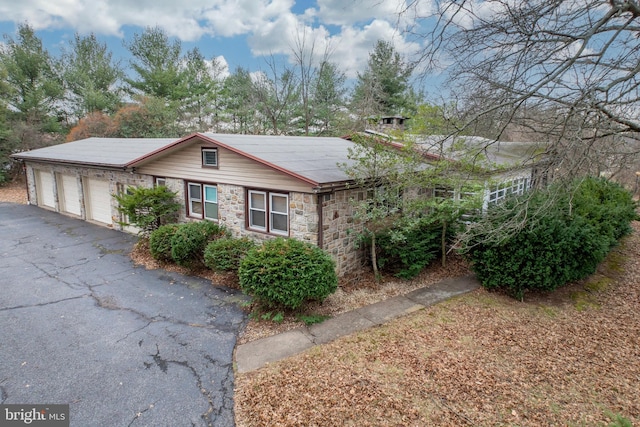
[572,177,638,246]
[114,185,181,236]
[239,238,338,310]
[170,221,229,268]
[204,237,256,271]
[463,177,637,300]
[149,223,180,262]
[376,218,443,279]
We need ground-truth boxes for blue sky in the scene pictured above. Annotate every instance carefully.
[0,0,437,83]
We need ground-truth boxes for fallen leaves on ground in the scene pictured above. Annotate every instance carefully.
[0,180,28,204]
[5,180,639,425]
[234,220,640,427]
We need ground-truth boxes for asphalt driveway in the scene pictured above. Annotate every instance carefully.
[0,203,247,426]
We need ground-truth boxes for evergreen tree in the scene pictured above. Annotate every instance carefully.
[1,23,64,131]
[352,40,414,118]
[62,33,123,118]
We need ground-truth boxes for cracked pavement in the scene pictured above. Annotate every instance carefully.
[0,203,248,426]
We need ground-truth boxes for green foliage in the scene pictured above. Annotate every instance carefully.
[124,26,185,102]
[239,238,338,310]
[463,177,638,299]
[114,185,181,236]
[296,313,331,325]
[1,24,64,124]
[204,237,256,272]
[148,223,180,262]
[111,95,184,138]
[61,33,122,117]
[606,412,633,427]
[170,221,229,268]
[375,218,443,279]
[353,39,414,116]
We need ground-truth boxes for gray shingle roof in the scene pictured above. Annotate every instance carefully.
[11,137,179,168]
[12,134,359,186]
[197,133,356,184]
[415,135,546,168]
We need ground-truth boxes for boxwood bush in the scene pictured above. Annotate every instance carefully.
[238,238,338,310]
[170,221,229,268]
[149,223,180,262]
[204,237,256,271]
[463,177,637,299]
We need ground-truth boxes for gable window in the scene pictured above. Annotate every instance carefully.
[248,190,289,235]
[202,148,218,167]
[187,182,219,220]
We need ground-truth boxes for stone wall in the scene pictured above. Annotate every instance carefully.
[320,188,367,276]
[25,163,366,276]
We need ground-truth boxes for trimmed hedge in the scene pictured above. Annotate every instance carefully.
[239,238,338,310]
[170,221,229,267]
[463,177,637,299]
[204,237,256,271]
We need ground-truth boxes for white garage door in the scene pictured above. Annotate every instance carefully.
[57,174,82,216]
[84,178,112,224]
[35,170,55,208]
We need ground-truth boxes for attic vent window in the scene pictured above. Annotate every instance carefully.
[202,148,218,167]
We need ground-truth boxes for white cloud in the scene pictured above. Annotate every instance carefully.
[0,0,426,78]
[312,0,406,26]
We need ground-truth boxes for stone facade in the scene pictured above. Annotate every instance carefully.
[23,163,367,276]
[320,188,367,276]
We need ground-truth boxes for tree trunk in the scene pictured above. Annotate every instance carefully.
[371,233,381,282]
[441,220,447,267]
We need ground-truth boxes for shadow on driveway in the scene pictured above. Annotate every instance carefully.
[0,203,248,426]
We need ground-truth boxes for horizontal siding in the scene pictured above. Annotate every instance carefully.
[137,144,314,193]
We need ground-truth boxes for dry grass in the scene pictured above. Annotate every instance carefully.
[234,221,640,427]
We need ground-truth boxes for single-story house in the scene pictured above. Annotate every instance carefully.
[11,133,369,276]
[11,131,546,276]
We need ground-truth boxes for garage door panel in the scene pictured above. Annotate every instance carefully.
[35,170,55,208]
[58,174,81,216]
[85,178,112,225]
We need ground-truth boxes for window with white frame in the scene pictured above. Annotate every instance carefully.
[203,185,218,220]
[188,183,203,218]
[270,193,288,235]
[487,177,530,206]
[201,148,218,167]
[155,177,166,187]
[248,190,289,235]
[187,182,219,220]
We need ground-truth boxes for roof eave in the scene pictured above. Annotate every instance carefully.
[11,155,128,170]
